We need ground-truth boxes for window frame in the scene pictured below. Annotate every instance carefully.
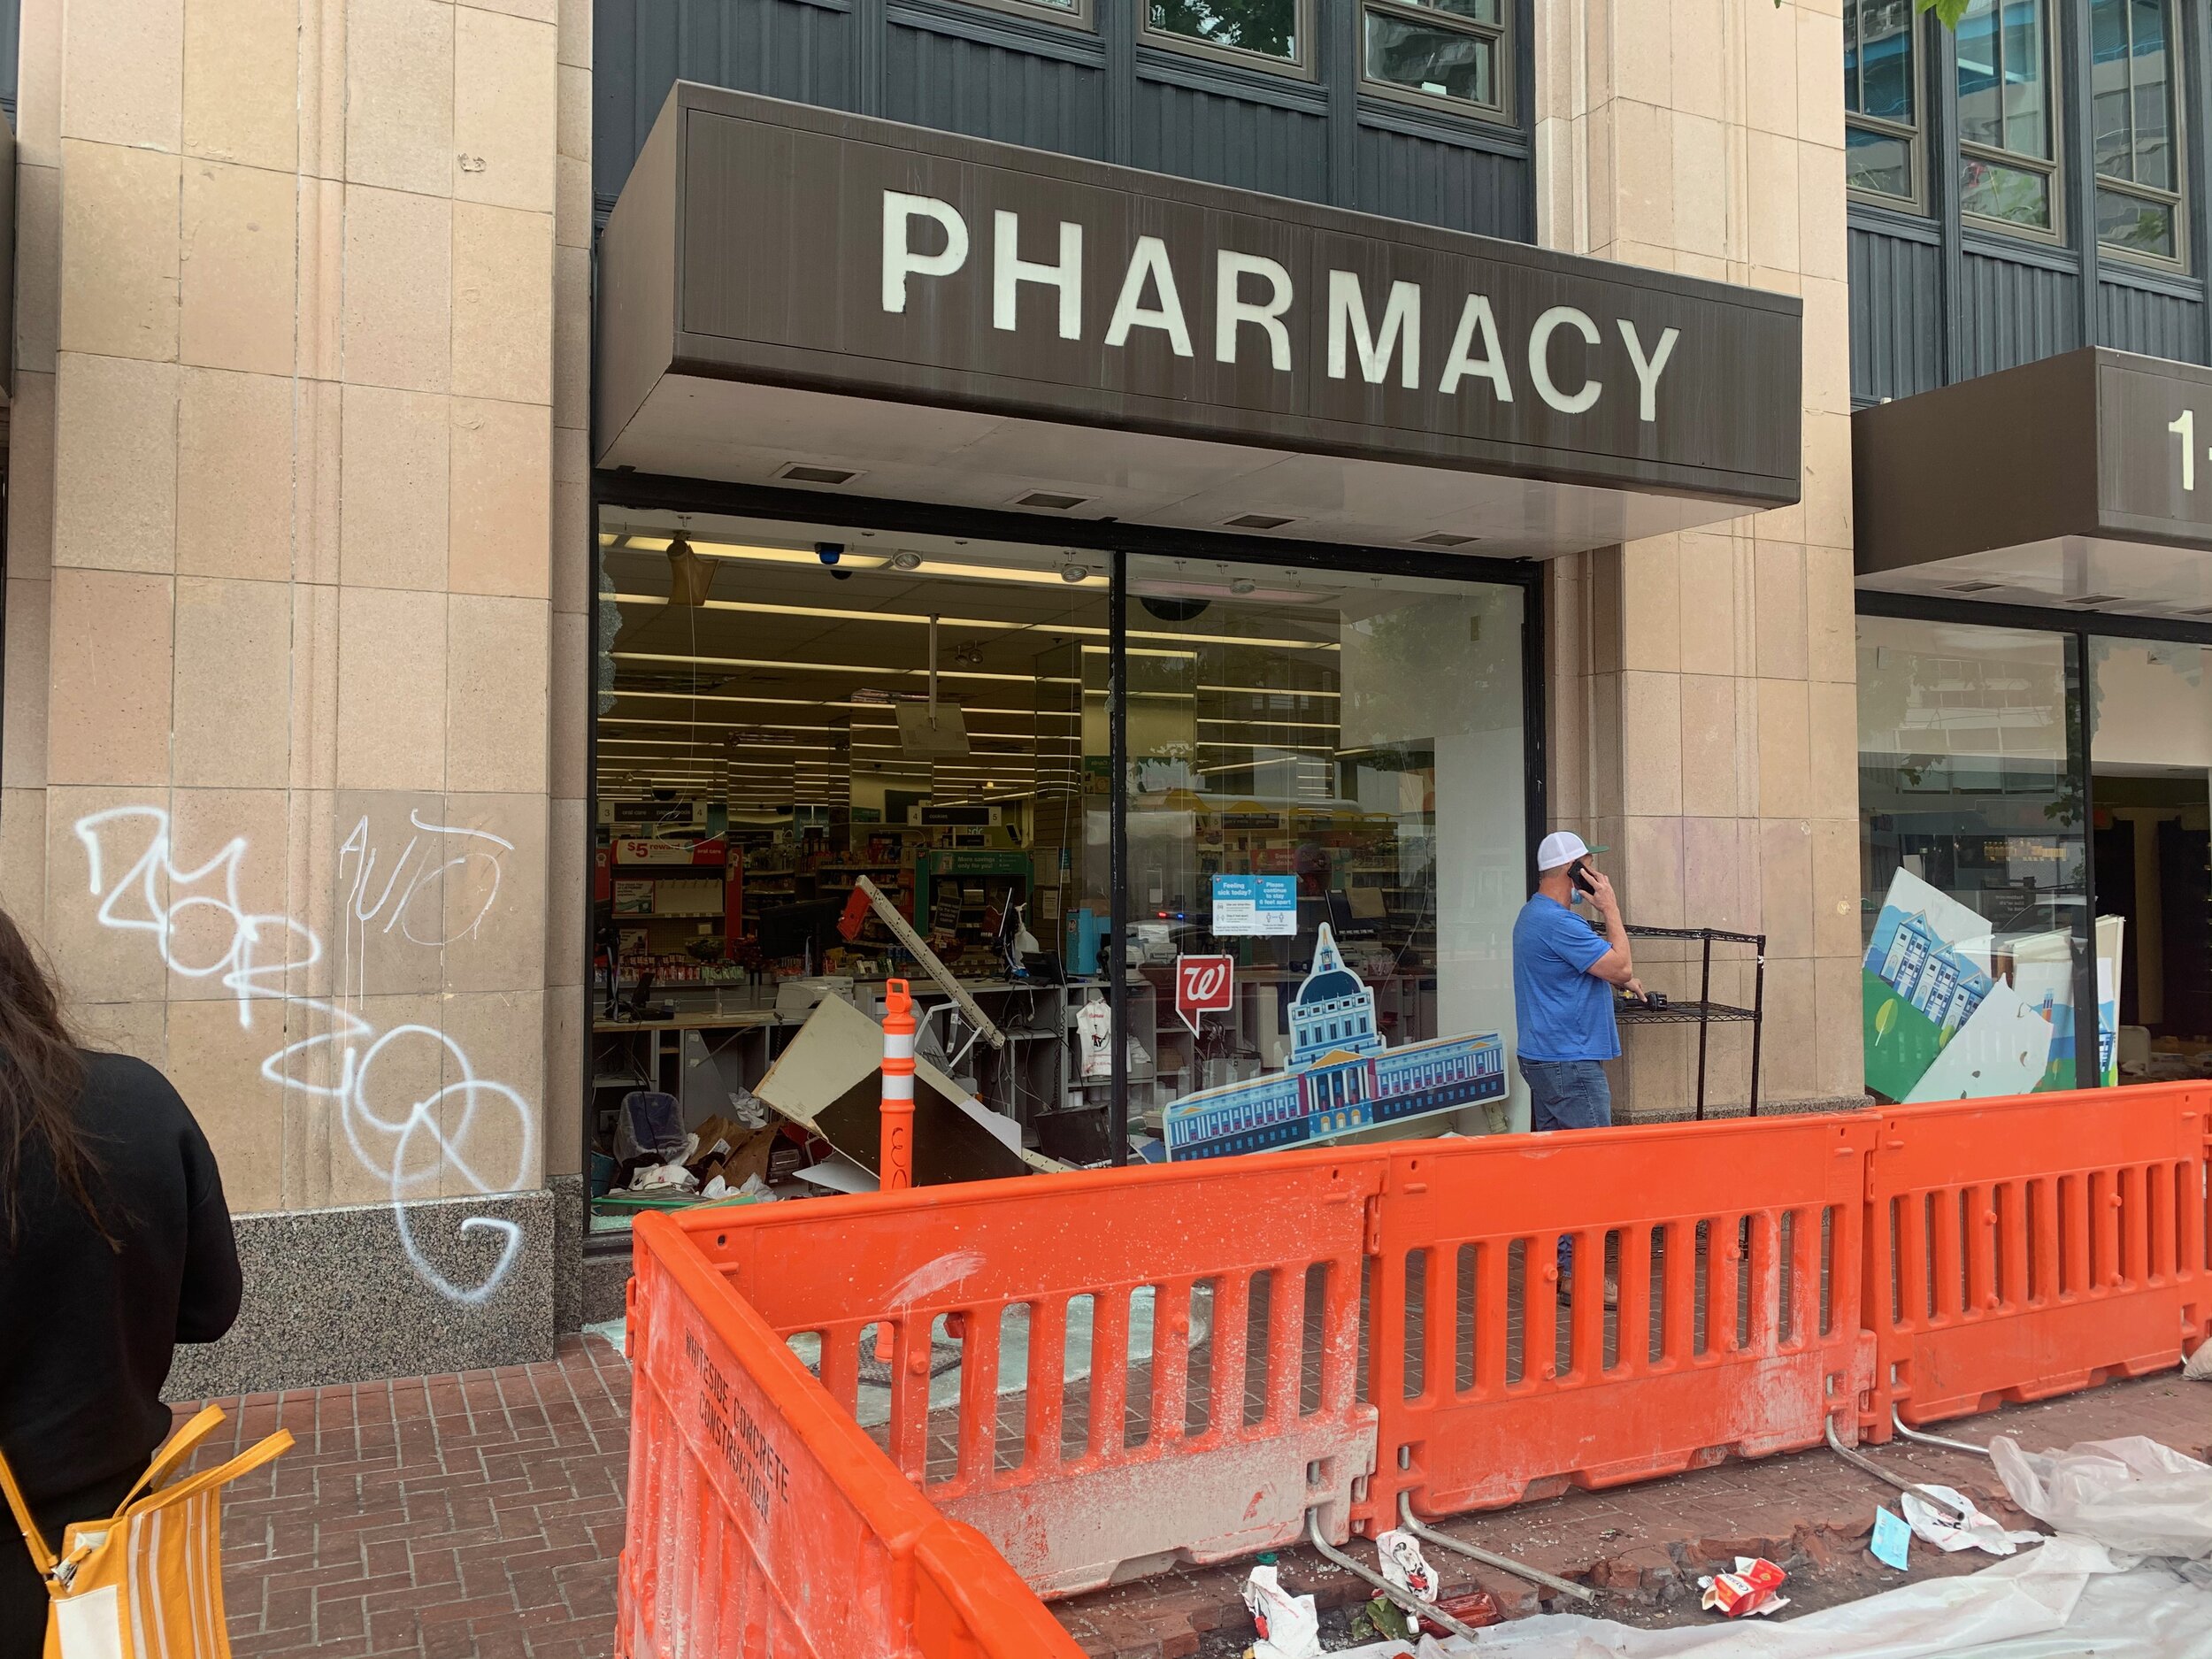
[1357,0,1515,126]
[1139,0,1318,80]
[940,0,1097,34]
[1846,0,1928,211]
[2088,0,2187,273]
[1954,0,2068,246]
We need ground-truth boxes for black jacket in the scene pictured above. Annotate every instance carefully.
[0,1052,242,1503]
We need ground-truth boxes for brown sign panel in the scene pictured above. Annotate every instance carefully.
[1855,348,2212,577]
[2096,353,2212,544]
[600,85,1802,506]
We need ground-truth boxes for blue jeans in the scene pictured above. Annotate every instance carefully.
[1521,1058,1612,1273]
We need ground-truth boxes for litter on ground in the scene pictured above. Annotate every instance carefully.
[1380,1435,2212,1659]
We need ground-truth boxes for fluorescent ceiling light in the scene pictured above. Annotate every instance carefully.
[610,687,1083,720]
[617,536,1108,589]
[609,591,1333,652]
[1079,644,1198,661]
[612,649,1056,687]
[612,650,1192,702]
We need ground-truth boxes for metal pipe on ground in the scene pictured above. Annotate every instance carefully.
[1303,1510,1493,1643]
[1890,1409,1994,1457]
[1395,1494,1598,1605]
[1824,1417,1978,1522]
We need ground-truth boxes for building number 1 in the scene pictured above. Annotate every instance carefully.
[2172,409,2199,492]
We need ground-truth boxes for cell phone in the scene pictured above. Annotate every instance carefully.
[1571,859,1598,896]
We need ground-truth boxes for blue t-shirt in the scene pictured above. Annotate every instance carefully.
[1512,895,1619,1062]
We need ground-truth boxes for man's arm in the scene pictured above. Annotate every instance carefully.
[1580,870,1640,990]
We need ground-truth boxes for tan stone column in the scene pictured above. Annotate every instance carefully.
[1534,0,1863,1116]
[3,0,587,1378]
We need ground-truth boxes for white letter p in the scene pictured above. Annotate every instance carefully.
[883,191,970,314]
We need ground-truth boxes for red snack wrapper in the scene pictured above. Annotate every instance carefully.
[1417,1589,1504,1636]
[1700,1556,1787,1617]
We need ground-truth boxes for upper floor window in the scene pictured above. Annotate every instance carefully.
[1846,0,1921,204]
[1146,0,1309,71]
[2092,0,2181,264]
[1363,0,1511,119]
[1956,0,2060,238]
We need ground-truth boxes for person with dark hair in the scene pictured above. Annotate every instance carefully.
[0,908,242,1655]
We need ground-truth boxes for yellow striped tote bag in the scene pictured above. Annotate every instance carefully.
[1,1405,292,1659]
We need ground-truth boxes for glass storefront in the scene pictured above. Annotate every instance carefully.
[587,509,1536,1225]
[1857,615,2088,1102]
[1858,609,2212,1101]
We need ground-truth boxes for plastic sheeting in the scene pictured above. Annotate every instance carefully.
[1988,1436,2212,1561]
[1418,1437,2212,1659]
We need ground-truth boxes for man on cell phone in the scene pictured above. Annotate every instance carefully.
[1510,831,1643,1305]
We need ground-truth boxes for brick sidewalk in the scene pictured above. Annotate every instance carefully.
[179,1337,2205,1659]
[182,1336,630,1659]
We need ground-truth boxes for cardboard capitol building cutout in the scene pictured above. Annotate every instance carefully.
[1163,926,1504,1160]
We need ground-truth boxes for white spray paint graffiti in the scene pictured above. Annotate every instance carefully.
[75,806,537,1305]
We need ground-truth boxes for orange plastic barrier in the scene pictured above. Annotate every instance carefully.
[677,1149,1385,1596]
[1363,1112,1876,1525]
[1860,1082,2212,1440]
[618,1210,1083,1659]
[617,1088,2212,1654]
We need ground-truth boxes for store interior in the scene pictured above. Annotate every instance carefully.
[588,509,1529,1229]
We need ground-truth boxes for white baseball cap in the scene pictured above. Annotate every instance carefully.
[1537,831,1599,872]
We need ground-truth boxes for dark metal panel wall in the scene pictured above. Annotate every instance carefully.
[886,22,1110,157]
[595,0,1532,235]
[1353,121,1525,239]
[595,0,856,206]
[1847,224,1943,403]
[1958,250,2081,380]
[1128,77,1330,201]
[2099,279,2210,364]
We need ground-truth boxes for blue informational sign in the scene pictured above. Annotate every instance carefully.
[1211,872,1297,937]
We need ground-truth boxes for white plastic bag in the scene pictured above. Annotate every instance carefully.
[1990,1435,2212,1561]
[1375,1528,1440,1601]
[1899,1485,2042,1555]
[1242,1563,1321,1659]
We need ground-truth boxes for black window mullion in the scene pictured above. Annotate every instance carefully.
[2069,0,2101,334]
[2069,629,2102,1089]
[1107,548,1130,1164]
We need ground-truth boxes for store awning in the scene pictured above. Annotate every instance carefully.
[595,85,1802,559]
[1855,348,2212,621]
